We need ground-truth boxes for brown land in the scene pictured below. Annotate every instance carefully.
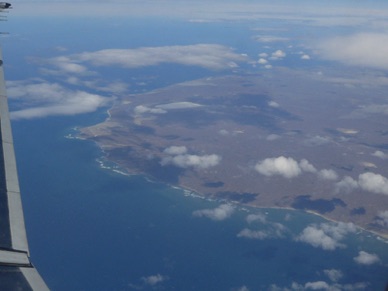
[79,68,388,236]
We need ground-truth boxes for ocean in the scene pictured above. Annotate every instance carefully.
[12,112,388,290]
[3,14,387,291]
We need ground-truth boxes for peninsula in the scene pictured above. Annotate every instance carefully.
[79,68,388,236]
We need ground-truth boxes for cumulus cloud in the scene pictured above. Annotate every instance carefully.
[304,281,329,290]
[255,156,338,181]
[193,204,234,221]
[246,213,267,224]
[8,81,108,120]
[61,44,248,70]
[301,54,311,60]
[141,274,168,286]
[335,176,359,193]
[270,50,286,59]
[258,58,268,64]
[375,210,388,228]
[254,36,289,43]
[271,280,368,291]
[353,251,380,265]
[237,229,269,240]
[155,102,202,110]
[319,33,388,70]
[163,145,187,155]
[161,145,221,170]
[268,101,279,108]
[372,150,388,159]
[162,153,221,169]
[336,172,388,195]
[255,156,302,178]
[358,172,388,195]
[323,269,343,282]
[299,159,317,173]
[318,169,338,181]
[296,222,356,251]
[238,222,286,240]
[134,102,202,116]
[134,105,166,115]
[238,213,287,240]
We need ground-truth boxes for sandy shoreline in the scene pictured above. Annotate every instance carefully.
[93,152,388,242]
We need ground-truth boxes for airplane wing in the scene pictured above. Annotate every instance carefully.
[0,48,49,290]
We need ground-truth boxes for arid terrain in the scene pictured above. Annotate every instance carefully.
[79,68,388,236]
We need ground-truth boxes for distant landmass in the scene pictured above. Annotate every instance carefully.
[79,69,388,237]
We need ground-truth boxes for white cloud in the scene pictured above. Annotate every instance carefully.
[161,146,221,170]
[141,274,168,286]
[336,172,388,195]
[299,159,317,173]
[318,169,338,181]
[218,129,229,136]
[236,286,249,291]
[304,281,329,290]
[335,176,359,193]
[268,101,279,108]
[237,223,286,240]
[163,146,187,155]
[376,211,388,228]
[255,156,340,181]
[301,54,311,60]
[296,222,356,251]
[8,81,108,120]
[258,53,268,58]
[323,269,343,282]
[246,213,266,224]
[372,150,388,159]
[66,44,248,70]
[258,58,268,64]
[255,156,302,178]
[353,251,380,265]
[162,153,221,169]
[134,102,202,115]
[358,172,388,195]
[270,50,286,59]
[239,214,287,240]
[254,36,289,43]
[155,102,202,110]
[134,105,166,115]
[193,204,234,221]
[319,33,388,70]
[237,228,269,240]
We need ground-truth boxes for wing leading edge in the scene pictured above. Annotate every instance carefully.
[0,48,49,290]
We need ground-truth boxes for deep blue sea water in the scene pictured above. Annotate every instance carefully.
[11,112,388,290]
[2,14,388,291]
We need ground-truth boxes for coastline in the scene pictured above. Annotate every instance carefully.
[91,148,388,242]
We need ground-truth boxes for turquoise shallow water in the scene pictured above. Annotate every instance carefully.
[11,114,388,290]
